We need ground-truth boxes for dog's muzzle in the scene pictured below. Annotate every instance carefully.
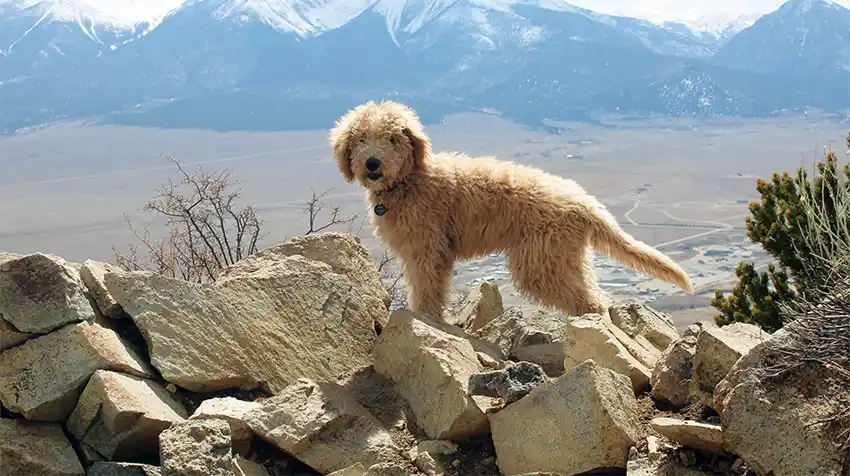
[366,156,382,180]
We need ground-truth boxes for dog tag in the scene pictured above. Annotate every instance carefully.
[374,204,388,216]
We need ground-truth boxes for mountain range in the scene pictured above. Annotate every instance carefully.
[1,0,849,134]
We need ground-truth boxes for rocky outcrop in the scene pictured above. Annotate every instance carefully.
[0,320,155,421]
[374,309,490,441]
[3,234,846,476]
[0,418,85,475]
[489,360,642,475]
[104,249,387,393]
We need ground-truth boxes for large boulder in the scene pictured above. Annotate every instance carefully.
[218,232,390,312]
[562,314,652,393]
[690,323,769,408]
[0,320,155,421]
[489,360,642,475]
[714,316,848,476]
[159,419,233,476]
[374,309,490,440]
[0,252,95,334]
[472,308,568,376]
[66,370,188,461]
[103,234,388,393]
[243,378,400,474]
[0,418,85,475]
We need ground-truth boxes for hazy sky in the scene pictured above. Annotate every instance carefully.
[568,0,850,26]
[7,0,850,28]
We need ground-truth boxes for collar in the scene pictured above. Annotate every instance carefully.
[375,180,405,197]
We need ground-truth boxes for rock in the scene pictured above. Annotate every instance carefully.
[159,419,233,476]
[231,455,270,476]
[0,317,30,351]
[104,250,387,393]
[468,361,548,403]
[489,360,642,475]
[0,418,85,476]
[407,440,458,476]
[327,463,366,476]
[609,302,680,352]
[562,314,652,393]
[78,443,106,466]
[649,418,725,454]
[0,251,21,263]
[243,378,400,474]
[87,462,162,476]
[218,232,391,312]
[472,308,568,376]
[650,335,697,408]
[363,463,411,476]
[713,319,846,476]
[189,397,260,457]
[80,259,126,319]
[0,252,95,334]
[690,323,769,408]
[0,320,155,421]
[374,309,490,440]
[627,456,713,475]
[449,282,504,332]
[66,370,187,461]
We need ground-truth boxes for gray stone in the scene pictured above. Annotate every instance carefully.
[468,361,548,403]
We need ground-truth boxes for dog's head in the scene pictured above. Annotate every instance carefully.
[329,100,431,192]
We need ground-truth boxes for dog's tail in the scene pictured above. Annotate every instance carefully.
[582,203,694,294]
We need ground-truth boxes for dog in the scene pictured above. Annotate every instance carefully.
[329,100,694,321]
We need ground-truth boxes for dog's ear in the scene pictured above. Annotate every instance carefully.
[404,126,431,170]
[329,121,355,183]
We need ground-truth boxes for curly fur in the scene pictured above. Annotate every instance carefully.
[329,100,694,321]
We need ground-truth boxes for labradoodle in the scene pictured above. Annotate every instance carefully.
[329,100,693,321]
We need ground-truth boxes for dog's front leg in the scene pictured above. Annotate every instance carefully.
[401,250,453,322]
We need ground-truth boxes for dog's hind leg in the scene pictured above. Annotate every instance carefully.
[401,250,454,322]
[506,239,609,317]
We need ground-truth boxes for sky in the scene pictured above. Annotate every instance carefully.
[4,0,850,30]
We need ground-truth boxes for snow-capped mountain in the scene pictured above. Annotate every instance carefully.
[714,0,850,75]
[1,0,849,134]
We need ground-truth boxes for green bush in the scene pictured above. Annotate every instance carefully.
[711,132,850,332]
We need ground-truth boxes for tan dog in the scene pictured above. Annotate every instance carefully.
[329,100,693,321]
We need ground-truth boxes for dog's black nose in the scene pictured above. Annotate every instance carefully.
[365,157,381,172]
